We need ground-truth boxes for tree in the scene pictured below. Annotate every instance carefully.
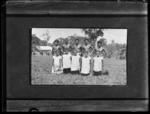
[32,34,41,45]
[105,41,127,59]
[82,28,104,41]
[99,38,107,47]
[42,30,50,45]
[82,28,106,49]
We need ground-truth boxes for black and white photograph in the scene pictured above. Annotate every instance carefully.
[31,28,127,85]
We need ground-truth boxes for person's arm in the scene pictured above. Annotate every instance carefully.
[62,56,63,69]
[52,57,54,67]
[95,41,98,50]
[70,54,72,60]
[89,59,91,75]
[52,48,54,55]
[101,59,104,72]
[90,58,93,75]
[59,57,61,70]
[79,57,82,72]
[61,57,63,69]
[70,56,72,64]
[52,57,55,72]
[101,48,105,57]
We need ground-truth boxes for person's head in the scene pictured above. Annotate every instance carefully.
[89,46,93,52]
[75,39,79,45]
[81,47,85,53]
[64,39,69,45]
[84,39,89,45]
[54,40,59,46]
[97,41,102,48]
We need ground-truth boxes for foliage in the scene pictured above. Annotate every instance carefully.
[105,43,126,59]
[82,28,104,41]
[32,34,47,52]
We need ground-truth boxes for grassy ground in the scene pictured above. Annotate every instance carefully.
[31,55,126,85]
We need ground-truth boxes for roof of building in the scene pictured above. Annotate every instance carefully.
[36,46,52,51]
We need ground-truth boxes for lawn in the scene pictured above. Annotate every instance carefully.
[31,55,126,85]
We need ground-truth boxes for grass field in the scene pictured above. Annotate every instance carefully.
[31,55,126,85]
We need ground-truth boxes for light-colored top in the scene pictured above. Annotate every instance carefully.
[71,55,80,71]
[62,53,71,68]
[81,57,91,74]
[93,56,103,72]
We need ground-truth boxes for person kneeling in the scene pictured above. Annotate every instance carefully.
[80,51,91,76]
[93,51,103,76]
[62,49,71,74]
[71,50,81,74]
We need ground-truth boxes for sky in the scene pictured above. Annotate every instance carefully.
[32,28,127,44]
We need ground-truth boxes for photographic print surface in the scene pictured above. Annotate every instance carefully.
[31,28,127,85]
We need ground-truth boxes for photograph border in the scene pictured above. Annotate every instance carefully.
[30,27,128,86]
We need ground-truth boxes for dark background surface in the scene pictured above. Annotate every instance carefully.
[6,15,148,99]
[4,0,148,112]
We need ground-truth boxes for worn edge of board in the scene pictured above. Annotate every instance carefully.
[7,100,148,112]
[5,0,149,112]
[6,1,147,15]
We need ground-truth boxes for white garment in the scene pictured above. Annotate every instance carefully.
[53,56,61,66]
[62,53,71,68]
[71,55,80,71]
[53,56,62,72]
[93,56,103,72]
[81,57,91,74]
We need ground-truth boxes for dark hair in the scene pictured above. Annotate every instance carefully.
[54,40,59,44]
[84,38,89,42]
[89,46,93,49]
[75,39,79,41]
[58,47,63,55]
[98,40,102,44]
[81,47,85,53]
[64,39,68,43]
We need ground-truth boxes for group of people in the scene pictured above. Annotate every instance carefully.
[51,38,108,76]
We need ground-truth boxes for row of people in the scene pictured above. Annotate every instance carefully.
[52,38,106,57]
[52,48,106,76]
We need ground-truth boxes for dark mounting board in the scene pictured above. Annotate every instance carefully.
[3,0,148,112]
